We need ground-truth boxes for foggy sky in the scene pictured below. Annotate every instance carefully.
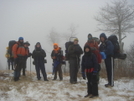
[0,0,134,71]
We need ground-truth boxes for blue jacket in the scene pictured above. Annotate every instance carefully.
[99,33,114,56]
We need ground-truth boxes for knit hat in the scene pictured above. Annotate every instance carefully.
[74,38,79,42]
[24,41,30,46]
[53,43,59,46]
[18,37,24,40]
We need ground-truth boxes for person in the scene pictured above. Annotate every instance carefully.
[82,46,99,98]
[68,38,83,84]
[99,33,114,87]
[12,37,29,81]
[51,43,63,80]
[32,42,48,81]
[5,47,14,70]
[20,41,31,76]
[85,34,102,83]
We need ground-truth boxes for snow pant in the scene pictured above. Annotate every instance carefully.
[8,58,14,70]
[19,59,27,76]
[35,60,47,80]
[53,63,63,80]
[104,56,114,86]
[14,57,26,80]
[69,58,79,83]
[86,72,98,96]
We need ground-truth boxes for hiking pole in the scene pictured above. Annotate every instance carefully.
[30,56,32,79]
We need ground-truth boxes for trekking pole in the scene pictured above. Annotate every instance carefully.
[30,56,32,79]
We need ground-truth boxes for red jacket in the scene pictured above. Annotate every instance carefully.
[85,40,102,63]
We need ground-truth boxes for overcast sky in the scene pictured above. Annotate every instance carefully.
[0,0,134,71]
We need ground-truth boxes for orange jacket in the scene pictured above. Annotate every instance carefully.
[12,42,28,58]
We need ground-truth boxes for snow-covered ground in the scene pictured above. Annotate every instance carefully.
[0,70,134,101]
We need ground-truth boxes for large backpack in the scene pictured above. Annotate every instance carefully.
[108,35,120,58]
[108,35,127,59]
[8,40,17,58]
[65,37,77,60]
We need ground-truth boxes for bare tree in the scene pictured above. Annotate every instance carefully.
[47,28,61,45]
[126,42,134,67]
[95,0,134,49]
[63,24,78,41]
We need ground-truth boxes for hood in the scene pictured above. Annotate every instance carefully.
[100,33,107,40]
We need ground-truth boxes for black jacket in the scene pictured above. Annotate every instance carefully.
[81,53,98,72]
[51,49,63,62]
[32,48,46,61]
[68,44,83,59]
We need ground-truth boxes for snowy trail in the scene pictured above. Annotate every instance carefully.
[0,70,134,101]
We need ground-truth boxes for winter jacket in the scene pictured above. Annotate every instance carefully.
[68,44,83,59]
[99,40,114,56]
[32,48,46,61]
[12,42,29,58]
[51,49,63,62]
[82,53,98,73]
[85,40,101,63]
[99,33,114,56]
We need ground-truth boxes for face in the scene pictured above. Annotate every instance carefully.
[36,44,40,47]
[100,37,105,42]
[54,45,58,49]
[19,40,23,43]
[74,40,78,45]
[85,48,90,52]
[24,44,28,47]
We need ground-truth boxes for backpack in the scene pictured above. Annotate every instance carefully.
[108,35,127,59]
[8,40,17,58]
[65,37,77,60]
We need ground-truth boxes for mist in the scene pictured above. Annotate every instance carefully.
[0,0,134,72]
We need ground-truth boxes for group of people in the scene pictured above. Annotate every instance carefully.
[5,33,115,98]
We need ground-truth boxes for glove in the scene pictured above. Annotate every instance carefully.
[82,72,86,80]
[100,52,106,59]
[92,71,98,75]
[28,53,32,57]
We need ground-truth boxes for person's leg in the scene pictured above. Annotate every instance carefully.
[40,61,48,81]
[35,61,41,80]
[91,74,98,97]
[104,56,113,87]
[74,59,78,83]
[69,59,75,83]
[58,64,63,80]
[8,59,10,70]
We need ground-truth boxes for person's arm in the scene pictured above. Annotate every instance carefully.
[105,41,114,56]
[41,49,46,58]
[12,44,18,58]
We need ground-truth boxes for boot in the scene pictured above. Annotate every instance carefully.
[84,94,90,98]
[14,71,19,81]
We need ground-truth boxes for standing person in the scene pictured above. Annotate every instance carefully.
[85,34,102,83]
[12,37,28,81]
[82,46,99,98]
[32,42,48,81]
[21,41,31,76]
[51,43,63,81]
[99,33,114,87]
[5,47,14,70]
[68,38,83,84]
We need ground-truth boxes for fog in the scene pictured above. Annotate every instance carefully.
[0,0,134,72]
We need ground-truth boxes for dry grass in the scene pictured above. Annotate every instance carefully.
[100,59,134,79]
